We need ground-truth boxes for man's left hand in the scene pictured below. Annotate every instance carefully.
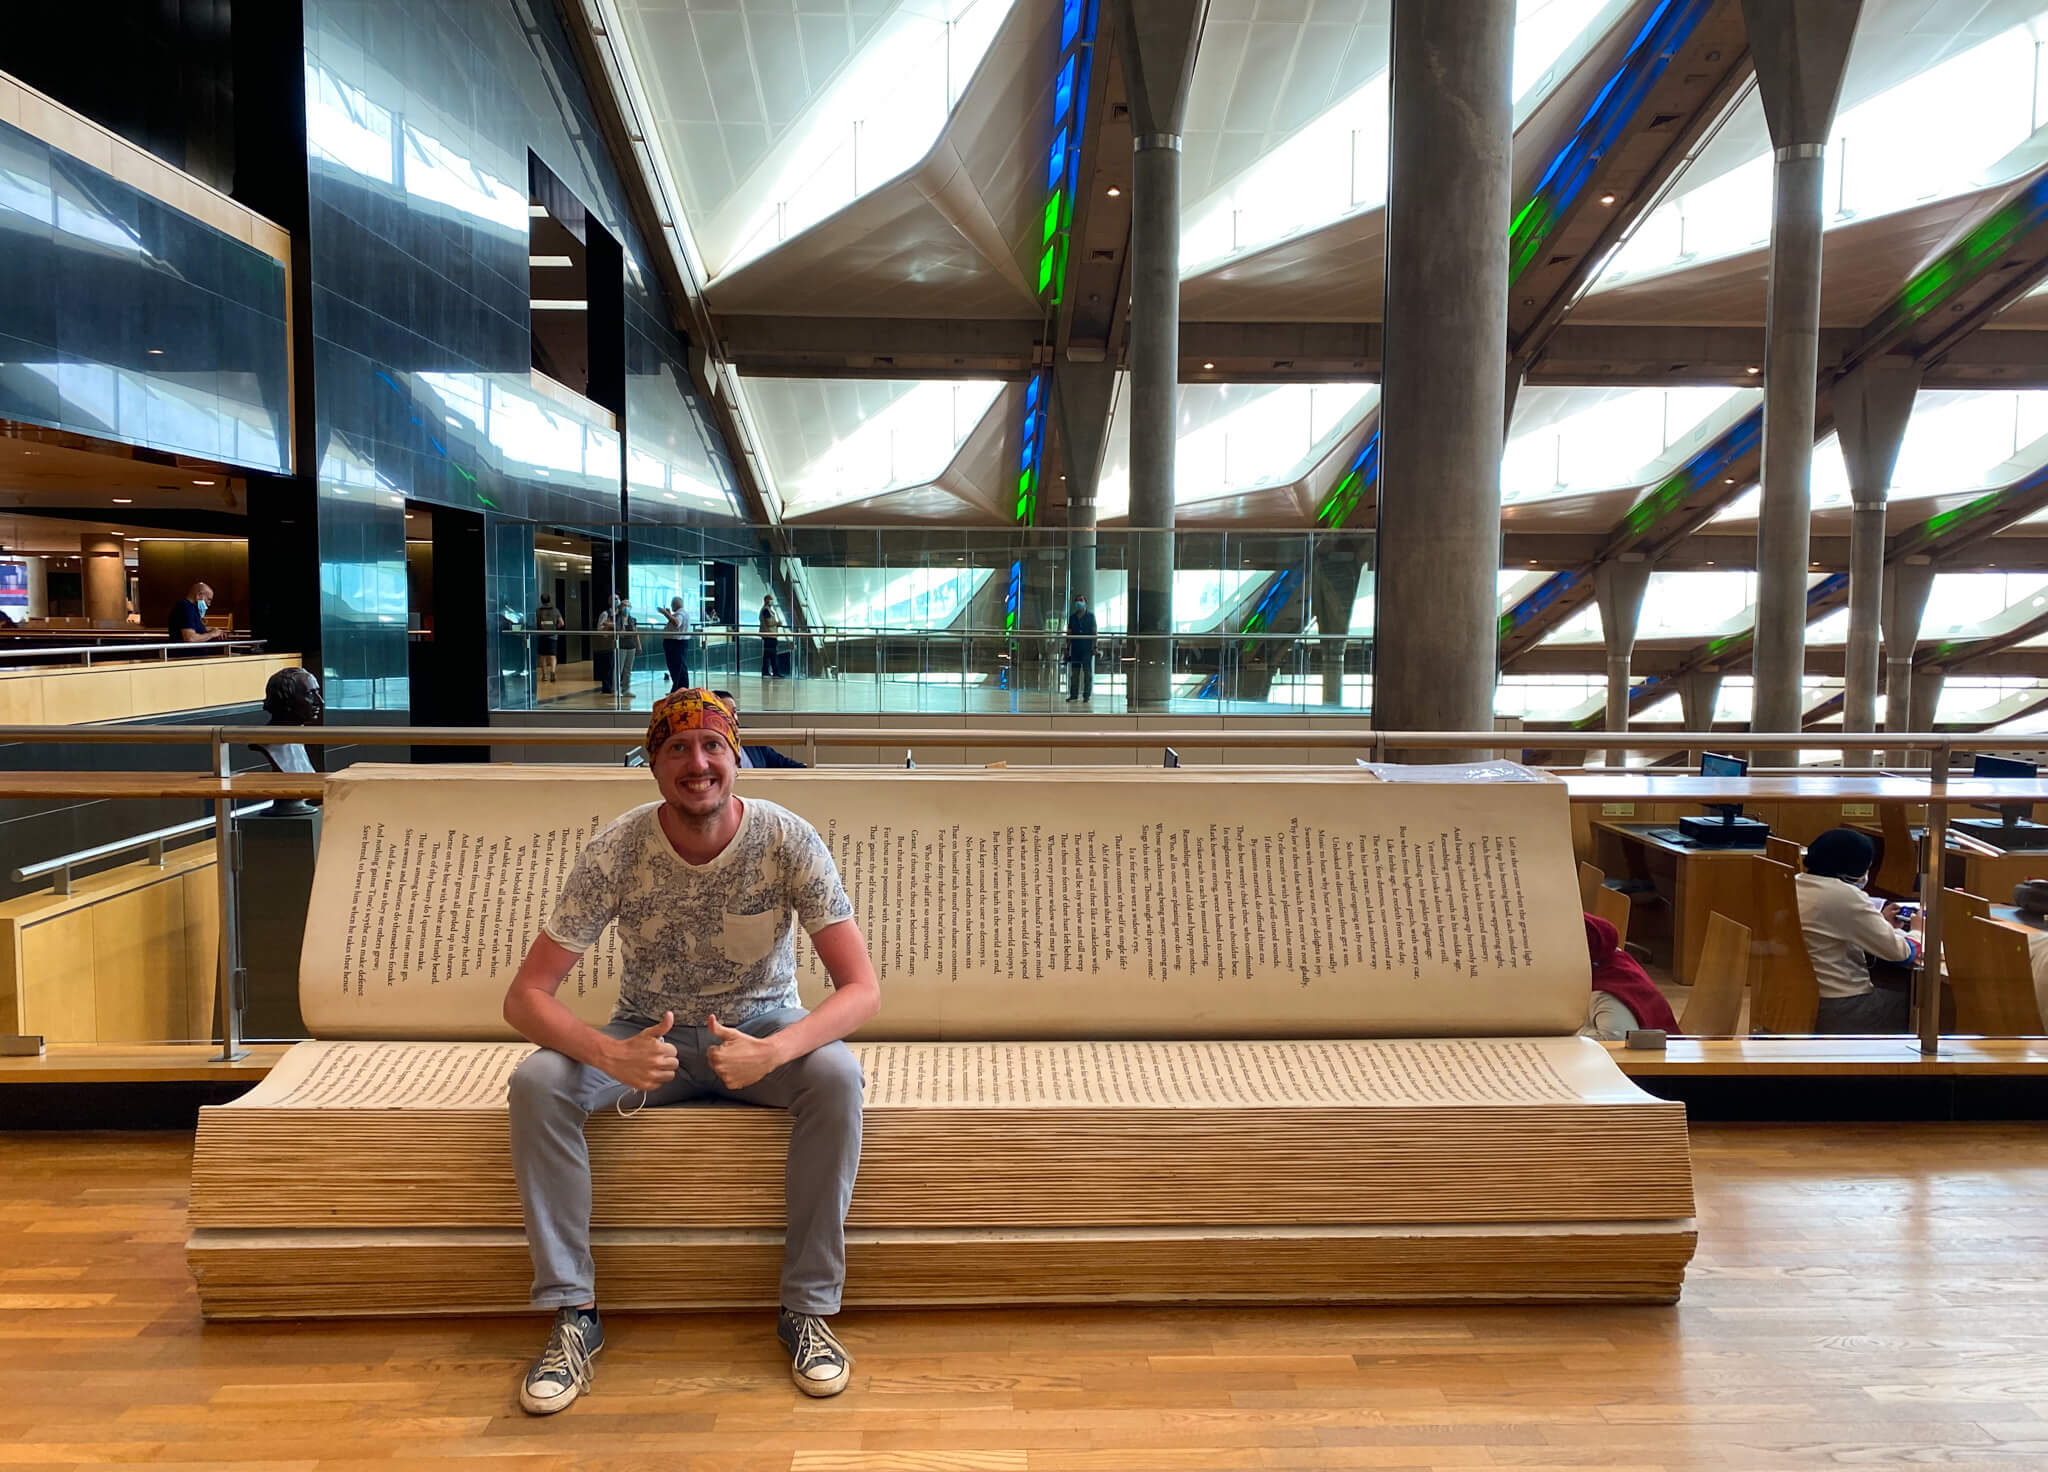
[706,1014,784,1090]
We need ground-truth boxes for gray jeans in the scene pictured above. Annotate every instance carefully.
[507,1006,863,1315]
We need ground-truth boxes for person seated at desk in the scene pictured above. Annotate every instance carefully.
[1579,914,1679,1041]
[712,689,806,769]
[1797,828,1920,1034]
[168,582,225,644]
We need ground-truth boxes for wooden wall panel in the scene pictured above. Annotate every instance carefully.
[90,881,188,1041]
[181,868,220,1041]
[19,910,96,1042]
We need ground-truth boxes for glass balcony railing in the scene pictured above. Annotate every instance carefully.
[493,526,1376,718]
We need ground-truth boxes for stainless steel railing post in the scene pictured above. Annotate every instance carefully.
[1919,742,1950,1059]
[211,729,248,1062]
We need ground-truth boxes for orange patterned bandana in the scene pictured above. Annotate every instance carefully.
[645,688,741,761]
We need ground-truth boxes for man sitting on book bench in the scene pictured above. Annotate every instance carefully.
[501,688,880,1413]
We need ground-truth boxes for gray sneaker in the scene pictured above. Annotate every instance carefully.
[519,1308,603,1415]
[776,1308,851,1397]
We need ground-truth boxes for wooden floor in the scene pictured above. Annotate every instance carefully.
[5,1128,2048,1470]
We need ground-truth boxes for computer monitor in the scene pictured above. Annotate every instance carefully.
[1969,753,2039,837]
[1679,751,1768,847]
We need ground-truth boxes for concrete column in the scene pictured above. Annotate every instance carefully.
[1742,0,1861,737]
[80,534,128,624]
[1595,557,1653,767]
[1882,557,1935,762]
[1836,357,1920,732]
[1116,0,1207,710]
[1375,0,1513,758]
[1054,359,1118,616]
[1311,548,1366,709]
[1911,669,1945,758]
[1677,667,1724,768]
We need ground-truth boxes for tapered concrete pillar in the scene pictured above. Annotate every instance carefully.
[1375,0,1513,757]
[1882,557,1935,763]
[1836,357,1919,732]
[1310,547,1366,708]
[1743,0,1861,737]
[1054,359,1118,615]
[80,534,127,623]
[1595,556,1653,767]
[1117,0,1207,710]
[1679,668,1725,767]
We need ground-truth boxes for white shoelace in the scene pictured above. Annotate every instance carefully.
[790,1315,843,1372]
[535,1322,594,1389]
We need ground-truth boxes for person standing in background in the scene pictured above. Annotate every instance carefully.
[760,595,784,679]
[169,582,224,645]
[535,594,563,685]
[662,596,692,693]
[1063,596,1096,703]
[614,599,640,697]
[595,599,617,695]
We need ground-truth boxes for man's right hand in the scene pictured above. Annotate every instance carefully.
[603,1011,678,1091]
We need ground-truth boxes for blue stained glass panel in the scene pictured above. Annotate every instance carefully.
[1047,127,1067,190]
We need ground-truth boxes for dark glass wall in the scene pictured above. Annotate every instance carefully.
[0,119,291,471]
[301,0,747,714]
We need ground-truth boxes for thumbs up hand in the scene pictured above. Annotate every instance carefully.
[706,1013,782,1091]
[603,1011,678,1091]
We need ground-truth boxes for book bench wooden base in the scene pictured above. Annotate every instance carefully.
[187,1037,1697,1319]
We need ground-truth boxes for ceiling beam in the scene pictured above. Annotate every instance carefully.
[1508,0,1754,372]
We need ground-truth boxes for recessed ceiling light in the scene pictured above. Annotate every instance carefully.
[112,497,133,504]
[193,479,216,486]
[1203,361,1215,370]
[147,348,164,355]
[528,204,548,218]
[1724,477,1736,483]
[1599,194,1617,206]
[1745,365,1760,375]
[529,254,573,268]
[1107,187,1121,197]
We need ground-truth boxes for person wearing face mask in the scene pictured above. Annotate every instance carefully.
[169,582,224,645]
[1063,595,1096,703]
[1795,828,1920,1034]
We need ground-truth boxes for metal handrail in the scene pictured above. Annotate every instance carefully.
[0,719,2035,1063]
[0,637,268,664]
[2,722,2047,755]
[12,802,273,895]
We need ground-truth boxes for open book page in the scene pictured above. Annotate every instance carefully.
[229,1036,1652,1112]
[299,766,1589,1041]
[855,1036,1649,1108]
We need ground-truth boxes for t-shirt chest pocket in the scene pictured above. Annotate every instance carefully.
[715,906,783,962]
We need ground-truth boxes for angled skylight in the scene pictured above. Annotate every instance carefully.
[1596,6,2048,290]
[738,376,1005,517]
[613,0,1017,280]
[1922,572,2048,641]
[1180,0,1629,275]
[1714,389,2048,523]
[1503,386,1756,504]
[1095,380,1377,519]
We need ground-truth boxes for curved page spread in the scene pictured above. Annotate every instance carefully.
[297,765,1588,1040]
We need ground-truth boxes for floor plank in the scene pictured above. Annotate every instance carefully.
[2,1125,2046,1469]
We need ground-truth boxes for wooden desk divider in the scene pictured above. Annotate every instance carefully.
[1749,858,1820,1035]
[1678,913,1750,1037]
[1953,917,2046,1036]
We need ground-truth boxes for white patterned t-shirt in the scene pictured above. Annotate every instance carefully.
[542,797,854,1026]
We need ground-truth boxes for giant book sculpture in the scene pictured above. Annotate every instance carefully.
[188,765,1695,1318]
